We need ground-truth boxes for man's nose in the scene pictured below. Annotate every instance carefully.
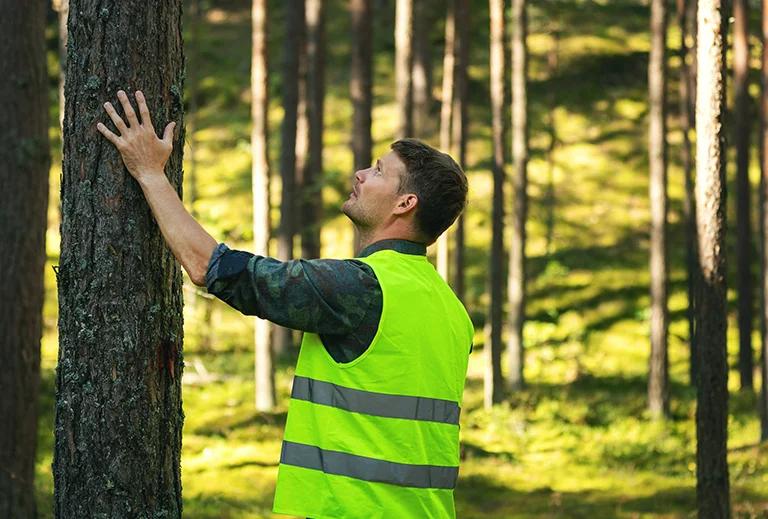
[354,168,370,184]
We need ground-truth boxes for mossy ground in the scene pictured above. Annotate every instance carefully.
[36,0,767,517]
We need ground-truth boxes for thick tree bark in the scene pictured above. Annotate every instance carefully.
[436,3,456,281]
[412,0,432,138]
[276,0,305,354]
[0,1,50,516]
[451,0,470,304]
[695,0,731,516]
[351,0,373,255]
[760,0,768,442]
[395,0,414,139]
[54,1,185,517]
[252,0,275,412]
[486,0,506,409]
[648,0,670,419]
[508,0,528,391]
[734,0,754,392]
[302,0,325,260]
[679,0,699,387]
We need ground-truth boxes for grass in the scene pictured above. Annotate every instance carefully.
[35,0,768,517]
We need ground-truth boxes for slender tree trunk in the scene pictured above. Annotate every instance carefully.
[395,0,414,139]
[252,0,275,412]
[186,0,202,221]
[679,0,699,387]
[54,1,185,516]
[351,0,373,255]
[412,0,432,138]
[508,0,528,391]
[486,0,506,409]
[295,23,309,255]
[734,0,754,392]
[302,0,325,260]
[437,3,455,281]
[0,1,50,516]
[690,0,699,125]
[759,0,768,442]
[276,0,305,354]
[695,0,731,515]
[544,20,559,258]
[57,0,70,133]
[648,0,670,419]
[451,0,469,303]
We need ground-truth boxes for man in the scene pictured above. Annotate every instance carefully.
[97,90,473,519]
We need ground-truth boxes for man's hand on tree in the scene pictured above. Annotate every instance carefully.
[96,90,176,184]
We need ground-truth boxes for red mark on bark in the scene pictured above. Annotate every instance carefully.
[156,341,179,381]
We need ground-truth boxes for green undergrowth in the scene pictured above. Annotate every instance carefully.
[35,0,767,517]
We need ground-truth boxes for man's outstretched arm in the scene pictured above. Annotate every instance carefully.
[97,90,216,286]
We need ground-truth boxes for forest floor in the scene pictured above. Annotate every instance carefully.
[36,0,768,517]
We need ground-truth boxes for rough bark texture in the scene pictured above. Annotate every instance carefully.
[0,1,50,516]
[760,0,768,442]
[351,0,373,255]
[648,0,670,419]
[252,0,275,412]
[486,0,506,409]
[54,1,185,517]
[734,0,754,392]
[695,0,731,516]
[451,0,470,304]
[508,0,528,391]
[436,2,455,282]
[395,0,414,140]
[679,0,699,386]
[412,0,432,138]
[302,0,326,260]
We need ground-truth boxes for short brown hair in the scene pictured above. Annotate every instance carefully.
[391,138,468,244]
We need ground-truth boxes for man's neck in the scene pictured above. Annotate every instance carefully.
[357,227,418,252]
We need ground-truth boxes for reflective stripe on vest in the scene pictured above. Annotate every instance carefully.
[291,376,461,425]
[280,441,459,490]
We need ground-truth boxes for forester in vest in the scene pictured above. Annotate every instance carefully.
[97,90,473,519]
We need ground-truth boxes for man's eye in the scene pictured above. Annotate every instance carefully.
[374,168,382,176]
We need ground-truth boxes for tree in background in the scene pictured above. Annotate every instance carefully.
[412,0,433,138]
[302,0,326,260]
[486,0,506,408]
[437,2,456,282]
[395,0,414,139]
[734,0,754,392]
[648,0,670,419]
[55,0,70,132]
[252,0,275,412]
[508,0,528,391]
[0,1,50,516]
[695,0,731,515]
[679,0,699,386]
[54,1,185,516]
[351,0,373,255]
[760,0,768,442]
[276,0,305,354]
[452,0,470,303]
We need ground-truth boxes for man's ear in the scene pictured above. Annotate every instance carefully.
[394,194,418,215]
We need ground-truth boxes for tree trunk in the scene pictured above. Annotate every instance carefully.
[734,0,754,392]
[648,0,670,419]
[351,0,373,255]
[451,0,469,304]
[544,19,559,258]
[436,3,455,281]
[486,0,506,409]
[295,22,309,256]
[302,0,325,260]
[695,0,731,516]
[412,0,432,138]
[54,1,185,517]
[0,1,50,516]
[186,0,202,221]
[252,0,275,412]
[679,0,699,387]
[508,0,528,391]
[276,0,305,354]
[395,0,414,139]
[57,0,70,133]
[759,0,768,442]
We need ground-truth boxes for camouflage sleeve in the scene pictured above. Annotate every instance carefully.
[205,243,380,335]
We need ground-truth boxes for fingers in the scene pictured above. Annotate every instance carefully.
[117,90,139,127]
[135,91,154,130]
[162,121,176,145]
[96,122,121,146]
[103,101,129,134]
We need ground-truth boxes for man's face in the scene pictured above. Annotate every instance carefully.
[342,151,407,230]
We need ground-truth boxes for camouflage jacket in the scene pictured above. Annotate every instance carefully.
[205,239,429,363]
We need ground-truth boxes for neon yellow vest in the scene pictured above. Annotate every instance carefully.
[273,249,473,519]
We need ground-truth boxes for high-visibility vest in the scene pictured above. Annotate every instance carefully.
[273,249,474,519]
